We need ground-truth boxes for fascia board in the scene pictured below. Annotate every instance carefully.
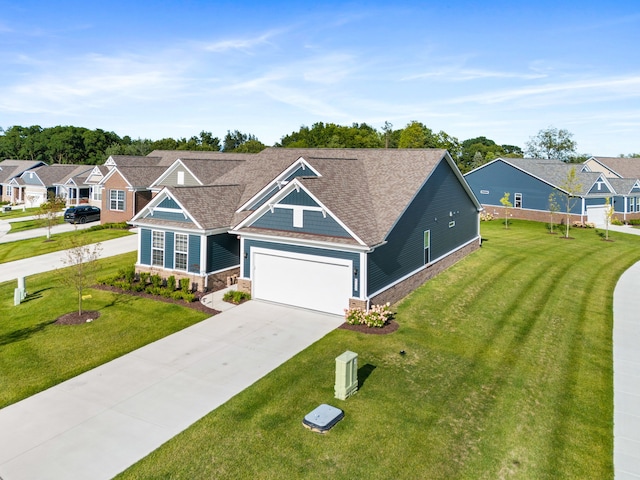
[237,156,322,212]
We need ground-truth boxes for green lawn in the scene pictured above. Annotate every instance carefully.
[0,206,41,220]
[0,226,133,263]
[6,216,64,233]
[117,220,640,480]
[0,252,211,409]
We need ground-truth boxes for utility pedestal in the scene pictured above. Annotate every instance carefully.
[335,350,358,400]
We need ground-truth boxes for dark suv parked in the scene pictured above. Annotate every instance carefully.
[64,205,101,224]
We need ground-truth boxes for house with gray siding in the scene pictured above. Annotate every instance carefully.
[130,148,482,315]
[464,157,629,226]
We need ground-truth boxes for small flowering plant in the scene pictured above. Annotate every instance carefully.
[344,302,393,328]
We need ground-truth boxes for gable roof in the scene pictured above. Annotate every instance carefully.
[152,158,246,187]
[22,164,93,187]
[608,178,640,195]
[231,148,476,247]
[586,156,640,179]
[105,155,163,168]
[102,166,168,189]
[472,157,601,196]
[131,185,245,231]
[0,159,46,184]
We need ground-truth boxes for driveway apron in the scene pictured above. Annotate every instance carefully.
[0,301,344,480]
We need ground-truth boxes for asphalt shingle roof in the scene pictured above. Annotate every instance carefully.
[0,160,45,184]
[502,158,600,195]
[589,156,640,178]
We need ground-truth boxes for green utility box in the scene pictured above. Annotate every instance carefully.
[335,350,358,400]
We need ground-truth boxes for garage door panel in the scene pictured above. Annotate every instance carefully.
[253,251,352,315]
[587,206,608,227]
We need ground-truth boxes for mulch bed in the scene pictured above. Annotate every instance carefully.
[55,310,101,325]
[338,320,399,335]
[81,284,219,314]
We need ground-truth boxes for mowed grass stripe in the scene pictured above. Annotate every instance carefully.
[109,221,640,479]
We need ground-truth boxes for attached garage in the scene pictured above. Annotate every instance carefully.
[252,249,353,315]
[587,205,609,227]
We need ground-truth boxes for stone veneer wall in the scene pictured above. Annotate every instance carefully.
[369,240,480,307]
[237,278,252,294]
[134,266,240,292]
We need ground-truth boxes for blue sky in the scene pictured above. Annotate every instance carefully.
[1,0,639,156]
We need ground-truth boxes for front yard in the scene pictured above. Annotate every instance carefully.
[115,220,640,479]
[0,225,132,263]
[0,252,211,409]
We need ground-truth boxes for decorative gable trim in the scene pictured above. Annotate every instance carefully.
[151,159,203,188]
[97,167,134,189]
[129,188,204,230]
[238,156,322,211]
[233,178,367,246]
[587,174,615,196]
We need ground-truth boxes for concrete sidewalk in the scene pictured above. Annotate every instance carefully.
[0,233,138,284]
[0,301,343,479]
[0,215,94,244]
[614,261,640,479]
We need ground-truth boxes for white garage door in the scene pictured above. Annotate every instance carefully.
[252,250,352,315]
[587,205,609,227]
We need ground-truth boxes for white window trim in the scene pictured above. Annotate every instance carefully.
[110,189,125,211]
[174,233,188,271]
[151,231,165,267]
[514,192,523,209]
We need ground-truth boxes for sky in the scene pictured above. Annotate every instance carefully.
[1,0,639,156]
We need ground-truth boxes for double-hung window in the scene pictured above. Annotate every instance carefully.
[514,193,523,208]
[109,189,125,211]
[174,233,188,271]
[630,197,635,213]
[152,231,164,267]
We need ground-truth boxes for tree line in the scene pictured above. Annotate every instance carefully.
[2,122,633,173]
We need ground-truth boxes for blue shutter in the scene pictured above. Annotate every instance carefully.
[140,228,151,265]
[188,235,201,273]
[164,232,174,269]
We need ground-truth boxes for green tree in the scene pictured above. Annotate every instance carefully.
[61,233,102,316]
[500,192,512,229]
[35,193,66,240]
[398,121,436,148]
[525,127,577,162]
[604,197,614,241]
[223,130,266,152]
[558,166,583,238]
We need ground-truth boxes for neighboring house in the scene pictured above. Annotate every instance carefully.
[150,156,247,192]
[11,164,94,207]
[98,165,168,224]
[583,156,640,179]
[464,157,634,225]
[130,148,482,315]
[0,159,47,204]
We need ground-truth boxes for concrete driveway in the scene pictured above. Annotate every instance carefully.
[0,301,343,480]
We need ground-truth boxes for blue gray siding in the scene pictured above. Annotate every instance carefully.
[165,232,174,269]
[146,210,191,222]
[243,239,360,297]
[368,159,479,295]
[250,206,351,238]
[139,228,200,273]
[158,197,180,209]
[280,189,319,206]
[206,233,240,272]
[465,160,583,214]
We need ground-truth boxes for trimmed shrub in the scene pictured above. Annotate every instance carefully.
[180,278,191,293]
[223,290,251,304]
[167,276,177,292]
